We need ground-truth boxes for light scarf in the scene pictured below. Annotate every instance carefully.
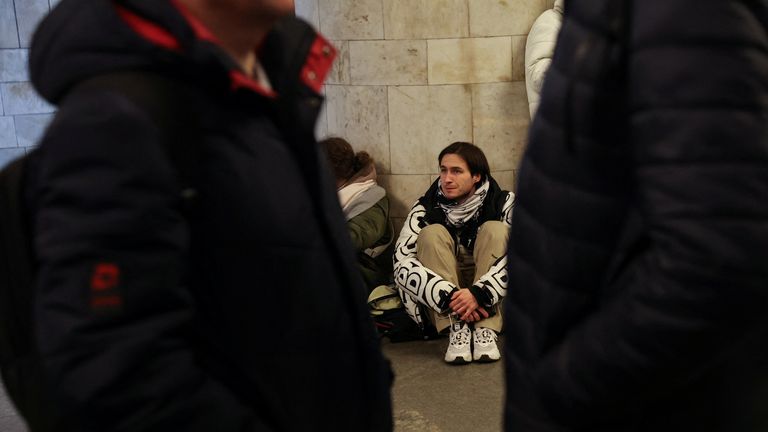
[438,179,489,227]
[337,163,385,220]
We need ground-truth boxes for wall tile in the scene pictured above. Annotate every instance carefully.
[468,0,547,37]
[428,37,512,85]
[378,174,433,218]
[491,170,516,193]
[0,88,4,114]
[325,85,390,173]
[383,0,468,39]
[350,40,427,85]
[1,82,54,115]
[14,113,52,147]
[318,0,383,40]
[391,217,406,241]
[472,82,529,171]
[327,40,350,85]
[0,0,18,49]
[295,0,320,30]
[0,116,16,148]
[388,85,472,174]
[16,0,49,48]
[511,35,526,81]
[0,147,24,169]
[0,49,29,82]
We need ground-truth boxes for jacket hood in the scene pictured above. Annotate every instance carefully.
[29,0,331,105]
[30,0,197,104]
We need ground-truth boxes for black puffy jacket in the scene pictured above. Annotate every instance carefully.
[28,0,392,430]
[505,0,768,431]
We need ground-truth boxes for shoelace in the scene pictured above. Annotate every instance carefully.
[450,325,471,347]
[474,328,496,345]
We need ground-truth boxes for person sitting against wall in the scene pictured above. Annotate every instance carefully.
[393,142,514,364]
[320,137,394,292]
[525,0,564,118]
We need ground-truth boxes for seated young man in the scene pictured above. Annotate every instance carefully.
[393,142,514,364]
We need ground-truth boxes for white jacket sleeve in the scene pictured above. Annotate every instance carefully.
[393,202,458,314]
[525,8,564,118]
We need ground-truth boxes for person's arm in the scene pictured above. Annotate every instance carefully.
[392,202,457,313]
[34,92,270,431]
[348,197,389,251]
[525,9,564,117]
[533,1,768,425]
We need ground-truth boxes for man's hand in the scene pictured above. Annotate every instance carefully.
[449,288,490,322]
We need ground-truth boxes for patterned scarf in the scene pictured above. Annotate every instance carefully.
[437,179,489,227]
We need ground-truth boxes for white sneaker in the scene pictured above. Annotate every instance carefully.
[444,321,472,364]
[472,327,500,362]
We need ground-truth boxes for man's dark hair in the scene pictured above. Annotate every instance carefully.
[438,141,490,184]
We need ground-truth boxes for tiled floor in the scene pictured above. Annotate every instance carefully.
[0,379,28,432]
[0,336,504,432]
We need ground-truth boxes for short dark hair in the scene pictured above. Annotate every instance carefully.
[438,142,490,184]
[319,137,372,182]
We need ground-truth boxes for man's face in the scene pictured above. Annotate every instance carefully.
[439,153,481,204]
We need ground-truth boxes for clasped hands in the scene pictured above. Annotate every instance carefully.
[449,288,489,323]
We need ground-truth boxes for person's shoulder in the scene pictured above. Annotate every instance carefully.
[38,89,169,175]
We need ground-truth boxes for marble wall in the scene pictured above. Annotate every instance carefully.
[0,0,57,172]
[296,0,552,233]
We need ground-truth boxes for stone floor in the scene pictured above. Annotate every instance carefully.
[0,336,505,432]
[383,336,504,432]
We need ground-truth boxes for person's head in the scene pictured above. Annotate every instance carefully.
[320,137,372,187]
[438,142,490,203]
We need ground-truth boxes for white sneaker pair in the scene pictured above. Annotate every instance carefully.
[444,321,500,364]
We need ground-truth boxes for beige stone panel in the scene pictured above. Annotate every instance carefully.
[388,85,473,175]
[295,0,320,30]
[383,0,469,39]
[328,40,351,85]
[318,0,384,40]
[511,35,526,81]
[379,174,434,218]
[350,40,427,85]
[468,0,548,37]
[325,85,391,173]
[428,37,512,85]
[391,217,407,241]
[472,82,530,171]
[491,170,517,193]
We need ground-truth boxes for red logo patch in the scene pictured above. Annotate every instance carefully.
[90,263,120,291]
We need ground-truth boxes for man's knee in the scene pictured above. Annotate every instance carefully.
[476,221,509,247]
[417,224,453,253]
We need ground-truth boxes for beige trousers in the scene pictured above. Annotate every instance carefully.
[416,221,507,333]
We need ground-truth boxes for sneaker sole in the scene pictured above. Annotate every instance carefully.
[474,354,500,363]
[446,356,471,365]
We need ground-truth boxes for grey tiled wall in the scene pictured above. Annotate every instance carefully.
[0,0,56,170]
[1,2,51,430]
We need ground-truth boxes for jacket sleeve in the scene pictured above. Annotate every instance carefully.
[392,202,457,313]
[524,8,564,118]
[472,191,515,307]
[534,1,768,425]
[33,92,272,431]
[347,196,389,251]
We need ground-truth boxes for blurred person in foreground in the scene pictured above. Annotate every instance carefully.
[505,0,768,431]
[27,0,392,430]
